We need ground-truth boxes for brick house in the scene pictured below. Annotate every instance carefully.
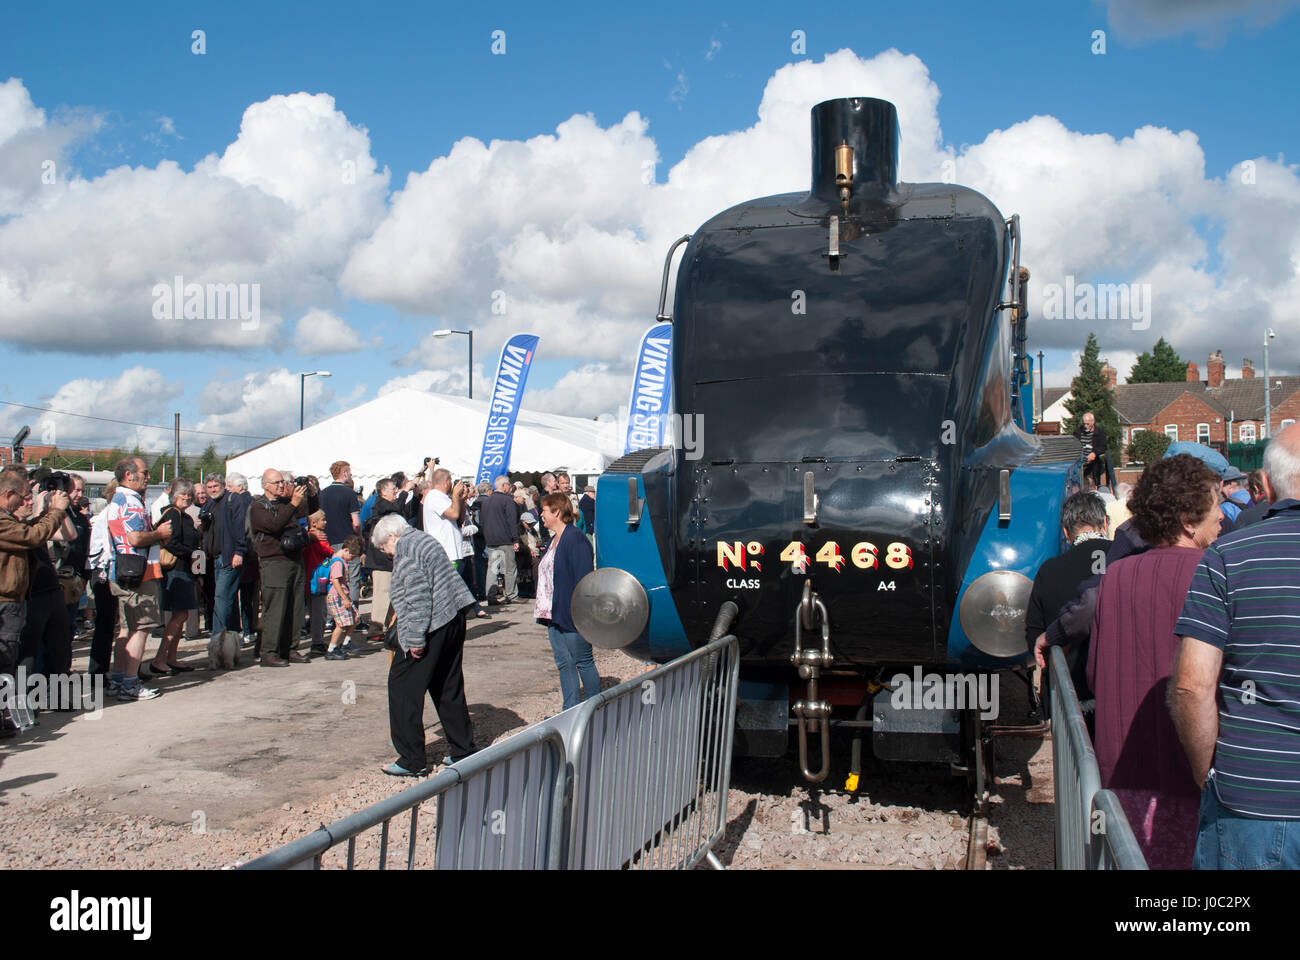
[1037,350,1300,467]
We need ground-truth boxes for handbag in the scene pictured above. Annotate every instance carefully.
[58,567,86,605]
[279,522,310,555]
[113,551,146,588]
[158,506,180,571]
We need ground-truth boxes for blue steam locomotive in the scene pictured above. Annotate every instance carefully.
[575,98,1081,787]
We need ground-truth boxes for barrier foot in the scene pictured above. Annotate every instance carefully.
[704,850,724,871]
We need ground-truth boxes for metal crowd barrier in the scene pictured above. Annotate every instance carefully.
[1048,645,1147,870]
[566,638,739,869]
[242,635,740,870]
[241,722,568,870]
[0,674,36,732]
[1090,789,1147,870]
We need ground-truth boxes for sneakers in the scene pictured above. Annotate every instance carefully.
[241,633,257,649]
[116,683,160,702]
[341,641,361,657]
[324,649,345,661]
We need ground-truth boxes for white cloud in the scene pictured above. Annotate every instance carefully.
[0,77,102,217]
[377,369,468,399]
[0,366,182,452]
[196,366,333,439]
[1101,0,1300,44]
[4,48,1300,398]
[0,87,389,352]
[295,307,371,354]
[705,40,722,61]
[524,363,631,419]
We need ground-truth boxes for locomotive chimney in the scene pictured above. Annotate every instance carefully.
[809,98,898,209]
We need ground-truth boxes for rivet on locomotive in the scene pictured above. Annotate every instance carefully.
[572,97,1083,789]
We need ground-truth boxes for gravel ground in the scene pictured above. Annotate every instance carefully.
[0,610,1056,870]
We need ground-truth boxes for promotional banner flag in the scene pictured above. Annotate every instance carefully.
[624,324,673,454]
[476,333,541,484]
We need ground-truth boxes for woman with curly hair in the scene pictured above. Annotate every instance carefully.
[1087,453,1222,868]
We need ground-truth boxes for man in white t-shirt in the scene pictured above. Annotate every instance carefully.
[422,469,467,569]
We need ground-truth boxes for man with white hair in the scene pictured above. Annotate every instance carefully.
[482,475,520,604]
[1173,423,1300,868]
[371,513,477,776]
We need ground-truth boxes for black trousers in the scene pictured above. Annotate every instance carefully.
[309,593,326,649]
[90,579,118,676]
[19,590,71,675]
[199,562,215,630]
[259,556,304,658]
[387,614,474,770]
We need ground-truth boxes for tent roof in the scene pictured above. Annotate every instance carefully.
[226,388,616,492]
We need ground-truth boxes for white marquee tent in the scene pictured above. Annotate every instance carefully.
[226,388,620,495]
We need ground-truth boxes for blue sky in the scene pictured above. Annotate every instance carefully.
[2,0,1298,453]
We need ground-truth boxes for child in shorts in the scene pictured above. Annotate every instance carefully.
[325,536,363,660]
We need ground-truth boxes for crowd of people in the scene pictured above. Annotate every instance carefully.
[1030,418,1300,870]
[0,456,601,768]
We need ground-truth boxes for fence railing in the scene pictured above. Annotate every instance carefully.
[242,635,740,870]
[566,640,739,869]
[1049,645,1147,870]
[1090,788,1147,870]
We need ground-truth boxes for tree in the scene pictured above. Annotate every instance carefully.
[1128,337,1187,384]
[1128,430,1171,465]
[194,442,223,479]
[1063,333,1122,464]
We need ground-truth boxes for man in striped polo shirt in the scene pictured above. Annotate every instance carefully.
[1172,424,1300,869]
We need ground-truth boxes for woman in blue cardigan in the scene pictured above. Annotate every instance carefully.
[535,492,600,709]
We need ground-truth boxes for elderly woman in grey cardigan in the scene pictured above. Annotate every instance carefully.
[371,513,477,777]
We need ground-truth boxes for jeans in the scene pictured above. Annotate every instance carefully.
[547,625,601,711]
[473,543,488,601]
[212,557,242,637]
[485,545,517,601]
[1194,776,1300,869]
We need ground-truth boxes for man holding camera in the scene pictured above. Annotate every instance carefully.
[422,469,468,569]
[250,470,310,666]
[0,469,71,689]
[106,457,172,701]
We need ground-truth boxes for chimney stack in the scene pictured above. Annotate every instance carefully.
[1208,351,1226,389]
[1101,362,1117,390]
[1186,361,1200,383]
[1242,358,1255,379]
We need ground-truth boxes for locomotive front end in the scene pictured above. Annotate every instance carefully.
[585,97,1077,784]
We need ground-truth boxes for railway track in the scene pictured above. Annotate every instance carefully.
[964,800,990,871]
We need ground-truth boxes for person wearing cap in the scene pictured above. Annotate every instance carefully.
[1217,465,1252,527]
[1162,441,1247,535]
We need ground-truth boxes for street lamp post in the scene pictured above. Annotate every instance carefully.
[1264,328,1276,441]
[1036,351,1045,426]
[298,370,332,431]
[432,329,473,399]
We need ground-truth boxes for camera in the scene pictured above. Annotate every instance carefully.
[291,476,311,488]
[40,471,73,493]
